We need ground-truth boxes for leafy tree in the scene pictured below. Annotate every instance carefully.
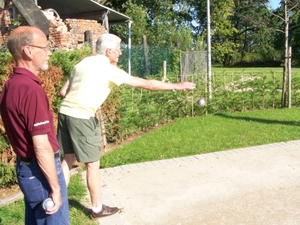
[109,0,194,50]
[231,0,280,64]
[267,0,300,106]
[111,0,149,45]
[105,0,300,70]
[190,0,239,65]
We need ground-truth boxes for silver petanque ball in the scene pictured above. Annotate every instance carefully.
[198,98,206,107]
[42,198,54,210]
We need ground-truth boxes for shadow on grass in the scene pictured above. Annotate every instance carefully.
[69,198,90,214]
[215,113,300,127]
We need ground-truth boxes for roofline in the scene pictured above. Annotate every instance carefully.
[90,0,130,21]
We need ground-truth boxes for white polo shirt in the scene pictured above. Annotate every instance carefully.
[59,54,131,119]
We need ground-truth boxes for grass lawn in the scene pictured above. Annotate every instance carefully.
[101,107,300,168]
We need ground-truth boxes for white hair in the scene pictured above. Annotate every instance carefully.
[96,33,121,54]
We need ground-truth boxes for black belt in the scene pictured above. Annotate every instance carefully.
[19,152,60,163]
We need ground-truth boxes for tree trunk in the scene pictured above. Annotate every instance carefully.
[281,0,289,107]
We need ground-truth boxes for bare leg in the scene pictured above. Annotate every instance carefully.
[61,154,76,186]
[85,160,101,208]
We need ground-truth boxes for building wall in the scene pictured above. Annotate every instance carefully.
[0,7,11,49]
[49,18,106,51]
[0,2,107,51]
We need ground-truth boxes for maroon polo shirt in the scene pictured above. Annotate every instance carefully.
[0,67,59,158]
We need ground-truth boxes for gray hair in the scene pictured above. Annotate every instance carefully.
[8,26,35,60]
[96,33,121,54]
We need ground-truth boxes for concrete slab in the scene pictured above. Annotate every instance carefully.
[82,140,300,225]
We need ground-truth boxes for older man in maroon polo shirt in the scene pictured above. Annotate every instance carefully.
[0,26,69,225]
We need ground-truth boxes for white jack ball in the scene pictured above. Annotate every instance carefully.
[198,98,206,106]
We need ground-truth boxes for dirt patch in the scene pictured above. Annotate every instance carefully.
[0,184,20,200]
[102,136,143,154]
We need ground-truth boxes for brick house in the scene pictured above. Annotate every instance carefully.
[0,0,130,51]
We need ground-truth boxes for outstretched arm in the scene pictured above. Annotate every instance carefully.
[123,76,196,91]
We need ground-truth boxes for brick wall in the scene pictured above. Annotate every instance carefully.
[0,8,11,49]
[49,18,107,51]
[0,3,107,51]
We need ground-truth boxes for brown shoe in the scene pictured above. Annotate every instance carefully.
[90,205,119,219]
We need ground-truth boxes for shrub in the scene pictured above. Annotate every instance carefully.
[50,44,92,79]
[0,163,16,188]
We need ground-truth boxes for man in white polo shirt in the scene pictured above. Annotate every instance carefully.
[58,33,196,219]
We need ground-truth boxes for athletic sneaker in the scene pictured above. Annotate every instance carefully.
[90,205,119,219]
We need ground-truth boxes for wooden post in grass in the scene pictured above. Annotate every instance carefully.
[162,61,168,82]
[143,35,150,76]
[288,46,292,108]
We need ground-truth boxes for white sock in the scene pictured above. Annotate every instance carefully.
[92,205,103,213]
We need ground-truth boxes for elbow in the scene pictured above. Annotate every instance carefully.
[59,90,66,98]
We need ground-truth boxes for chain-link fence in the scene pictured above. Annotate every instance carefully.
[180,51,207,82]
[119,45,175,77]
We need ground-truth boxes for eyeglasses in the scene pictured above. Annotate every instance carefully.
[110,48,122,54]
[28,44,50,53]
[115,49,122,53]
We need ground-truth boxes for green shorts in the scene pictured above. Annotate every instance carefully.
[57,113,101,163]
